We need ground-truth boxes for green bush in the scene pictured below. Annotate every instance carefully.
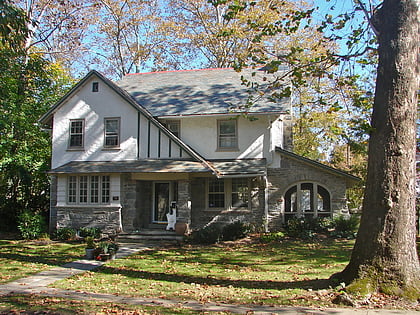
[188,223,223,244]
[260,231,285,243]
[17,210,47,240]
[221,221,252,241]
[331,215,359,238]
[78,227,102,238]
[285,217,332,239]
[54,227,77,241]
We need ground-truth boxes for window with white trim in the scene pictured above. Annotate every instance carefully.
[163,120,180,138]
[217,119,238,150]
[284,183,331,221]
[67,175,111,205]
[104,118,120,147]
[207,178,250,209]
[69,119,84,149]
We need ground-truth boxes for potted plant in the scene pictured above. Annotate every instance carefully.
[96,240,119,261]
[85,236,96,260]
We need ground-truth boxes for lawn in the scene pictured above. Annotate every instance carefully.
[53,237,354,307]
[0,238,85,284]
[0,295,220,315]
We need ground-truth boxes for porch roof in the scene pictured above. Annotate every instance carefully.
[49,160,210,174]
[49,159,267,177]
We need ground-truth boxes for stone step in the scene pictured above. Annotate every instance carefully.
[117,230,184,243]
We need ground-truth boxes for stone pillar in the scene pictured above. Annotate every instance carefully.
[177,180,191,225]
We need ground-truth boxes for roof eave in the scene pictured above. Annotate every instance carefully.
[275,147,361,185]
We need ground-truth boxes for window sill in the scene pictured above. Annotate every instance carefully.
[56,204,121,208]
[66,148,85,152]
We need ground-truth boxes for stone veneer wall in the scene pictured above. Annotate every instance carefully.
[55,206,122,235]
[266,156,349,231]
[177,180,191,225]
[190,177,265,230]
[120,174,138,232]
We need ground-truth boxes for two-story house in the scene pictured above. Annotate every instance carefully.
[39,68,359,236]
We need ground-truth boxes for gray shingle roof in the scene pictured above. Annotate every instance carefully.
[49,159,267,177]
[117,68,290,117]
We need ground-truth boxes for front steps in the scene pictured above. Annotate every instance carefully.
[117,229,184,244]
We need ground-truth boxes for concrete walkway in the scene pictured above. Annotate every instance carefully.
[0,243,418,315]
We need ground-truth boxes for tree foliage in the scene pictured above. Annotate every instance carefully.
[0,0,73,231]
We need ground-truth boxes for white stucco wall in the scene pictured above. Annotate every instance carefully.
[166,114,285,160]
[51,77,139,169]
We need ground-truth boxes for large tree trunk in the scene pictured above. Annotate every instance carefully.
[338,0,420,295]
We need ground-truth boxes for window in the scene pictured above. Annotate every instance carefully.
[207,178,250,209]
[92,82,99,92]
[232,178,249,207]
[163,120,180,137]
[69,119,84,149]
[67,175,111,205]
[218,119,238,150]
[284,183,331,221]
[104,118,120,147]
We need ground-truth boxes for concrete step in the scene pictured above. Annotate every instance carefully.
[117,230,184,243]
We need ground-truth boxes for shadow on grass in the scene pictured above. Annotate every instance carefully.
[95,265,334,291]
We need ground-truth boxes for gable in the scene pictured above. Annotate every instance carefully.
[40,70,215,171]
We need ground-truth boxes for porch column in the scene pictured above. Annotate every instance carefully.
[177,180,191,226]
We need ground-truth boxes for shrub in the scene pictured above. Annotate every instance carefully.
[260,231,285,243]
[331,215,360,238]
[54,227,77,241]
[221,221,252,241]
[285,216,333,239]
[17,210,47,240]
[188,223,223,244]
[78,227,102,239]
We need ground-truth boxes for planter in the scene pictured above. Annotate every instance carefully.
[98,253,116,261]
[175,222,189,235]
[85,248,96,260]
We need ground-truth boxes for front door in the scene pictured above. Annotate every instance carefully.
[153,182,170,223]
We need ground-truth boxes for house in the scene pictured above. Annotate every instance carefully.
[39,68,359,236]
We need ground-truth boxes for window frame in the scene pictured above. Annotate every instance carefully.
[284,182,331,221]
[68,119,85,150]
[67,175,111,205]
[206,178,251,210]
[217,119,238,151]
[104,117,120,148]
[163,120,180,138]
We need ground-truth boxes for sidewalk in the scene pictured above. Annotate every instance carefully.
[0,243,418,315]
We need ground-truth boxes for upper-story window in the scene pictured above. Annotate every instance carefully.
[104,118,120,147]
[218,119,238,150]
[69,119,84,149]
[92,82,99,92]
[163,120,180,138]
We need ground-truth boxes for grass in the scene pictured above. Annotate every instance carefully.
[0,238,85,284]
[53,238,354,307]
[0,294,227,315]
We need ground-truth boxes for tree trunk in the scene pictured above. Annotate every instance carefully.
[338,0,420,295]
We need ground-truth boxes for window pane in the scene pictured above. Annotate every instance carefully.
[68,176,77,203]
[69,120,83,148]
[317,185,331,212]
[102,176,110,203]
[90,176,99,203]
[208,179,224,208]
[232,178,249,207]
[218,120,237,149]
[79,176,88,203]
[105,118,119,147]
